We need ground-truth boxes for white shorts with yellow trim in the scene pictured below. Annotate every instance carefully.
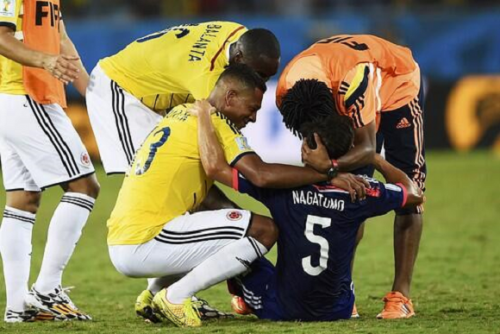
[108,209,252,278]
[86,64,162,175]
[0,94,95,192]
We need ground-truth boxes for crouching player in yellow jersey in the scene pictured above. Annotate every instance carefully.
[86,21,280,175]
[107,64,363,327]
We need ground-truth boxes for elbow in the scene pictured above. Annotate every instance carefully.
[245,171,270,188]
[203,163,219,179]
[364,147,376,165]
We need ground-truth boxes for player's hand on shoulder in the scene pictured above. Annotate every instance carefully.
[301,133,331,173]
[42,54,80,84]
[331,173,370,202]
[188,100,217,117]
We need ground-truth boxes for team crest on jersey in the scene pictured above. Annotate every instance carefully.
[1,0,15,17]
[226,211,242,221]
[235,137,251,151]
[80,152,91,167]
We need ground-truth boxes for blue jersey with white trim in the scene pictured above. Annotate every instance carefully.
[236,174,405,321]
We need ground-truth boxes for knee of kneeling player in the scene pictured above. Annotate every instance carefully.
[65,174,101,199]
[248,215,279,251]
[6,191,41,214]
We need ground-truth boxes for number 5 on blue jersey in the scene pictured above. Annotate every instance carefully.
[135,127,171,175]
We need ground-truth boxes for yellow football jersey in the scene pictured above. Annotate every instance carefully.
[0,0,26,95]
[99,21,247,113]
[107,104,254,245]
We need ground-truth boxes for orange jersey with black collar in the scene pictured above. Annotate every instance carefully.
[276,35,421,129]
[100,21,247,113]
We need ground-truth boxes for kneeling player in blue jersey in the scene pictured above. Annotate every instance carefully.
[191,100,424,321]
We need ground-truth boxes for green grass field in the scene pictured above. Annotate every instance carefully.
[0,151,499,334]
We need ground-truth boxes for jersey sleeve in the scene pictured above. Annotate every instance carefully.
[212,112,255,166]
[337,63,380,128]
[232,169,271,204]
[0,0,21,31]
[364,180,407,217]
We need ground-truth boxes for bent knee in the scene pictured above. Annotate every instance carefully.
[64,174,100,199]
[6,191,41,214]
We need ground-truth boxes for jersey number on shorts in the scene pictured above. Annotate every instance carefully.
[136,24,196,43]
[135,127,171,175]
[302,215,331,276]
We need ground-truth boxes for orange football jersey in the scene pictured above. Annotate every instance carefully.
[276,35,421,129]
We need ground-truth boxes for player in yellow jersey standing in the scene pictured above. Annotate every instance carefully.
[0,0,100,323]
[107,64,363,327]
[86,21,280,175]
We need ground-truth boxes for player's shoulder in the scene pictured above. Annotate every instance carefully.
[277,53,330,100]
[201,20,246,30]
[164,103,192,122]
[189,21,247,41]
[211,110,241,135]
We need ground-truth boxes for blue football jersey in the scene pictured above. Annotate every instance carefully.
[235,173,406,321]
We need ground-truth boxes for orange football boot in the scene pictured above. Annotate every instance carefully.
[230,295,252,315]
[377,291,415,319]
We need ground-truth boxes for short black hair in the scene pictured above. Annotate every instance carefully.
[300,114,354,160]
[280,79,335,136]
[216,63,267,93]
[239,28,281,60]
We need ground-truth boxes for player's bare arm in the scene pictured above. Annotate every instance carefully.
[0,26,79,84]
[305,121,376,173]
[193,99,367,200]
[373,154,424,207]
[60,20,89,96]
[193,100,234,186]
[337,121,376,171]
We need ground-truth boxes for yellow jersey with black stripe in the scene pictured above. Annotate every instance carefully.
[99,22,247,114]
[0,0,26,95]
[107,104,254,245]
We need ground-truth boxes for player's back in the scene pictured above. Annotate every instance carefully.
[108,105,253,246]
[236,175,405,320]
[107,104,208,246]
[100,22,246,112]
[276,34,418,112]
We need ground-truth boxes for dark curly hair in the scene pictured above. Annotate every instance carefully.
[280,79,336,136]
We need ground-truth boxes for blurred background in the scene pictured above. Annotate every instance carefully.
[61,0,500,163]
[1,3,500,332]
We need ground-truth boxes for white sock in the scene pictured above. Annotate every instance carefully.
[0,207,35,311]
[167,237,268,304]
[35,193,95,293]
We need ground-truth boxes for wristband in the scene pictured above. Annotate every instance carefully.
[327,159,339,180]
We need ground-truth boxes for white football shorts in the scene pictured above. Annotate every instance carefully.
[86,64,163,175]
[0,94,95,192]
[108,209,252,278]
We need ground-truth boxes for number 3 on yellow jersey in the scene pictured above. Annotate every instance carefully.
[134,127,171,175]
